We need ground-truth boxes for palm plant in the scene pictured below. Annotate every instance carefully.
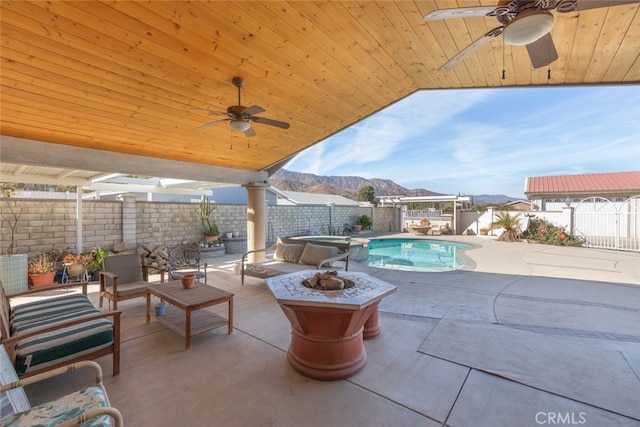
[490,212,522,242]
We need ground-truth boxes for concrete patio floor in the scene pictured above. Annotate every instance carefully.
[21,234,640,426]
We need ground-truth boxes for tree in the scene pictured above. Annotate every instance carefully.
[358,185,375,202]
[490,212,522,242]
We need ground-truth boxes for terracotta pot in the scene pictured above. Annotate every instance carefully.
[352,225,362,232]
[28,271,56,288]
[181,274,197,289]
[205,235,218,243]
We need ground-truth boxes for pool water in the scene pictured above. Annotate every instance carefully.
[358,239,471,272]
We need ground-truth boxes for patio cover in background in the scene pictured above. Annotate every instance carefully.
[377,195,472,235]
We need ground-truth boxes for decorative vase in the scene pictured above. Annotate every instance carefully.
[225,232,233,239]
[28,271,56,288]
[232,231,239,238]
[181,274,196,289]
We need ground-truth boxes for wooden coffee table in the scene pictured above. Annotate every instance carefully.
[146,280,233,350]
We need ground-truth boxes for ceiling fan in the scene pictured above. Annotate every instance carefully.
[197,77,290,137]
[424,0,638,72]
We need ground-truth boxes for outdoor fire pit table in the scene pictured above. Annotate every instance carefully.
[265,270,396,380]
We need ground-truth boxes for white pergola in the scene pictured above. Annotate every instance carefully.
[377,195,472,235]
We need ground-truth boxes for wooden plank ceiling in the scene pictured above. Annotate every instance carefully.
[1,1,639,183]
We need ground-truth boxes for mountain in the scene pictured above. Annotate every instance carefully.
[270,169,439,200]
[470,194,525,205]
[269,169,521,205]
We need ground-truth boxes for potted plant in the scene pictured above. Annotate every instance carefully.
[62,252,93,279]
[197,197,219,243]
[357,215,372,230]
[88,245,107,280]
[27,253,57,287]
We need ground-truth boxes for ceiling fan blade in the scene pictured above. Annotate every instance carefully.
[193,107,227,116]
[438,27,504,72]
[526,33,559,69]
[424,6,497,21]
[574,0,640,12]
[251,116,291,129]
[242,105,266,116]
[198,118,229,130]
[244,126,257,137]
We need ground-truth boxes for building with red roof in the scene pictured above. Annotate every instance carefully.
[525,171,640,211]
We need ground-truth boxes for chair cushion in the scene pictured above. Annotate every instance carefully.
[274,243,305,263]
[299,243,339,267]
[10,294,95,333]
[12,309,114,376]
[103,253,142,284]
[102,282,148,298]
[2,385,114,426]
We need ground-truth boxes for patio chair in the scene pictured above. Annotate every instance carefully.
[99,253,152,310]
[0,346,123,426]
[160,243,208,284]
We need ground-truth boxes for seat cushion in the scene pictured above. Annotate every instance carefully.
[2,385,114,426]
[12,309,114,376]
[102,281,148,298]
[10,294,95,333]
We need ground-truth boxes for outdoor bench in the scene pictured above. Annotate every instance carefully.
[0,281,120,378]
[239,237,350,285]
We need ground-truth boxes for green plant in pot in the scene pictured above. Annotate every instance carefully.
[197,197,220,243]
[27,253,57,287]
[357,215,372,230]
[88,245,107,279]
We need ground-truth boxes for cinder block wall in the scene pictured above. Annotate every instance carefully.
[1,199,400,256]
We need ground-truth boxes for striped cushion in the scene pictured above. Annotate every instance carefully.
[12,309,114,376]
[10,294,95,333]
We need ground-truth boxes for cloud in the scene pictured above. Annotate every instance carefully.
[285,86,640,197]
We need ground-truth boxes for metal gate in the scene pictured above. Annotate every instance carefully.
[574,196,640,251]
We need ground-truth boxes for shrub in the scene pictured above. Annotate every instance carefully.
[522,218,584,247]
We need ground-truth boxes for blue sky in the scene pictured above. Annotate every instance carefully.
[284,86,640,199]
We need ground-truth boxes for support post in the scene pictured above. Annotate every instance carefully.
[244,183,268,262]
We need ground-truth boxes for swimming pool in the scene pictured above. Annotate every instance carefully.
[357,238,471,272]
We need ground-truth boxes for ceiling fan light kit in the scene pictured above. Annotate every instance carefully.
[503,11,554,46]
[230,119,251,132]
